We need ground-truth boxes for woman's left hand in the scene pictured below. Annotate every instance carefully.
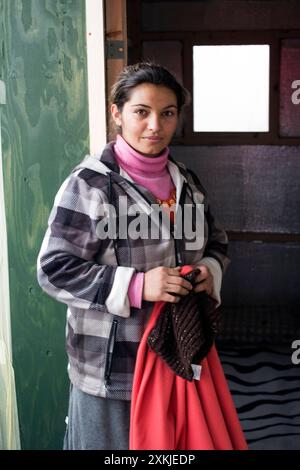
[192,264,214,296]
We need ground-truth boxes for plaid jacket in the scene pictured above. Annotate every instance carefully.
[37,142,229,400]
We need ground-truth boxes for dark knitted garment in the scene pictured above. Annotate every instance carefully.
[147,268,221,381]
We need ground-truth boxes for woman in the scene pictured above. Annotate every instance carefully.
[37,62,245,450]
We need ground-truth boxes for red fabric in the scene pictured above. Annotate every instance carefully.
[130,265,248,450]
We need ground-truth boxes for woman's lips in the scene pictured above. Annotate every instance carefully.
[143,136,162,142]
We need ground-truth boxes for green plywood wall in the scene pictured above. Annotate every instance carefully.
[0,0,89,449]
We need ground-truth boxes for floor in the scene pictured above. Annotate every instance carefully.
[218,345,300,450]
[217,306,300,450]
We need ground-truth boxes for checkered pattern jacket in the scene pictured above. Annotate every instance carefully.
[37,142,229,400]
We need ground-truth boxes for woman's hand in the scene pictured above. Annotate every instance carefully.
[143,266,193,303]
[193,264,214,296]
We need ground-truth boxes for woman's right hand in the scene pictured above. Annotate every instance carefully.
[142,266,193,303]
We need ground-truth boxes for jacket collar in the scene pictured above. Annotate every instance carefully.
[98,141,120,173]
[99,142,189,184]
[76,142,188,212]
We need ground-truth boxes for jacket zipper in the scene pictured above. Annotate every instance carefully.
[104,319,118,387]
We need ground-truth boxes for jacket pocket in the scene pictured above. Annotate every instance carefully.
[104,319,118,387]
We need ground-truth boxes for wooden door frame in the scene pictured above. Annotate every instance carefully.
[105,0,128,140]
[85,0,107,154]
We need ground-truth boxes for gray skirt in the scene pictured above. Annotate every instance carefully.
[63,383,131,450]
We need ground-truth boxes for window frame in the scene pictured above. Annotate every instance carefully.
[138,30,300,146]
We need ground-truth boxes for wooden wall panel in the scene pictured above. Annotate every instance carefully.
[0,0,89,449]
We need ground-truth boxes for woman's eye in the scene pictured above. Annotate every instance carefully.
[162,111,175,117]
[135,109,148,116]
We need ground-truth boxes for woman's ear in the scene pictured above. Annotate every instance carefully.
[111,104,122,127]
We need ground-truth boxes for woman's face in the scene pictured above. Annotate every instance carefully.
[111,83,179,156]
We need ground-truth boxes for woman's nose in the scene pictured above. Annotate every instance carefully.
[147,114,161,131]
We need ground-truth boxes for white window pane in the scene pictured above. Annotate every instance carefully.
[193,45,270,132]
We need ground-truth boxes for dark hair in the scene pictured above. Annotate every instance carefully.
[110,62,190,113]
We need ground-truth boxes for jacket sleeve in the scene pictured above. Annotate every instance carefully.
[37,172,135,318]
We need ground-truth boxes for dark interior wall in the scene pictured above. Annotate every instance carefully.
[170,145,300,307]
[172,145,300,235]
[131,0,300,309]
[0,0,89,449]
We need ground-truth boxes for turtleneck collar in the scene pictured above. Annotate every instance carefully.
[113,134,174,200]
[114,134,169,177]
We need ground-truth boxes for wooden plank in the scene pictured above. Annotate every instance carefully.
[227,232,300,243]
[0,0,89,450]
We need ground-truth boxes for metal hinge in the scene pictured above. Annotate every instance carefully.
[106,40,125,59]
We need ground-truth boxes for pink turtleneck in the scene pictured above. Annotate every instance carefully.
[114,134,174,200]
[113,135,175,309]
